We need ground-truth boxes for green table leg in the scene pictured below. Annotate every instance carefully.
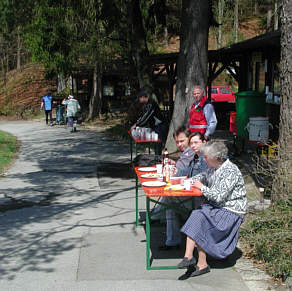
[145,197,181,270]
[130,139,133,162]
[136,174,140,227]
[146,196,151,269]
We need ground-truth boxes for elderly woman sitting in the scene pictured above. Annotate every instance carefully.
[177,141,247,279]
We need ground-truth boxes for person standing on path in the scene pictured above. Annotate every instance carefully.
[41,90,54,126]
[62,95,81,132]
[130,89,167,153]
[189,85,217,140]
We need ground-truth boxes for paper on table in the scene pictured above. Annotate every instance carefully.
[164,185,185,191]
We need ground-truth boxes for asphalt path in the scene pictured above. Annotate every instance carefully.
[0,120,271,291]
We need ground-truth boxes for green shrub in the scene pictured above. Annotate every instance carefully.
[240,200,292,280]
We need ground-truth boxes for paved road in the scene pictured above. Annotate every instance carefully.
[0,120,276,291]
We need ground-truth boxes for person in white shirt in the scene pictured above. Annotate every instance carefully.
[62,95,81,132]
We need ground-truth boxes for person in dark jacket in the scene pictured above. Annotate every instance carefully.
[131,90,167,144]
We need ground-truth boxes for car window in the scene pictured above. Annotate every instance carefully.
[211,88,218,94]
[220,88,232,94]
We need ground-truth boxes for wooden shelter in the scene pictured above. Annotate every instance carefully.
[71,30,281,137]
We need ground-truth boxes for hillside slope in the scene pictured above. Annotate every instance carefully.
[0,63,56,118]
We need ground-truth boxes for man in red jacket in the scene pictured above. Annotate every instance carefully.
[189,85,217,140]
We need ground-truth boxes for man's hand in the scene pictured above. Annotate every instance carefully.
[131,123,136,130]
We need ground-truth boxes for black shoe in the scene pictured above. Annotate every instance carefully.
[158,244,180,251]
[190,265,210,277]
[178,265,210,280]
[177,257,196,269]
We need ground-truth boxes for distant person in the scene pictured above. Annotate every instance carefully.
[131,90,167,145]
[55,100,65,125]
[41,90,53,126]
[130,89,167,154]
[62,95,81,132]
[189,85,217,140]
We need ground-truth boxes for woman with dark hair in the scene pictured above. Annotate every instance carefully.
[175,131,208,177]
[177,141,247,279]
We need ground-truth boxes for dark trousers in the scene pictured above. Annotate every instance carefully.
[67,116,77,127]
[45,110,53,124]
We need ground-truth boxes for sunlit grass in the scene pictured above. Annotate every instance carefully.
[0,130,18,174]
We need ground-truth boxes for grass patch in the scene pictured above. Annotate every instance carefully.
[0,130,19,174]
[240,200,292,280]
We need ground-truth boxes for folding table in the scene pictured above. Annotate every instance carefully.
[128,131,162,162]
[134,166,202,270]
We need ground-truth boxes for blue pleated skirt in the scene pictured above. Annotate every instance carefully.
[181,204,243,259]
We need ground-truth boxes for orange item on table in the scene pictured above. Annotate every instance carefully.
[135,166,202,197]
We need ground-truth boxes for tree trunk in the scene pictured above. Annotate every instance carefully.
[274,0,279,30]
[88,63,103,120]
[271,0,292,201]
[234,0,239,43]
[254,2,259,15]
[163,26,168,47]
[266,1,273,32]
[17,26,21,70]
[128,0,151,88]
[218,0,224,48]
[165,0,209,153]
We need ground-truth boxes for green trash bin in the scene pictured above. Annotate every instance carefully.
[235,91,266,139]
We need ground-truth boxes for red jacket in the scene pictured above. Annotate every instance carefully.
[189,96,210,134]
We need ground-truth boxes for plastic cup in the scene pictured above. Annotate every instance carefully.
[184,179,191,190]
[146,132,151,140]
[156,164,163,174]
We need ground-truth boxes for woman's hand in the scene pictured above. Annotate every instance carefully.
[192,179,204,190]
[169,159,176,165]
[170,166,178,176]
[131,123,136,130]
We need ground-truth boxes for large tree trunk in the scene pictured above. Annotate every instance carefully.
[128,0,152,88]
[165,0,209,152]
[271,0,292,201]
[88,63,103,120]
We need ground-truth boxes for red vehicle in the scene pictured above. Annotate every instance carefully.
[207,86,235,102]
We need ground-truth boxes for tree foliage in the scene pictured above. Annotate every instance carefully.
[24,2,75,78]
